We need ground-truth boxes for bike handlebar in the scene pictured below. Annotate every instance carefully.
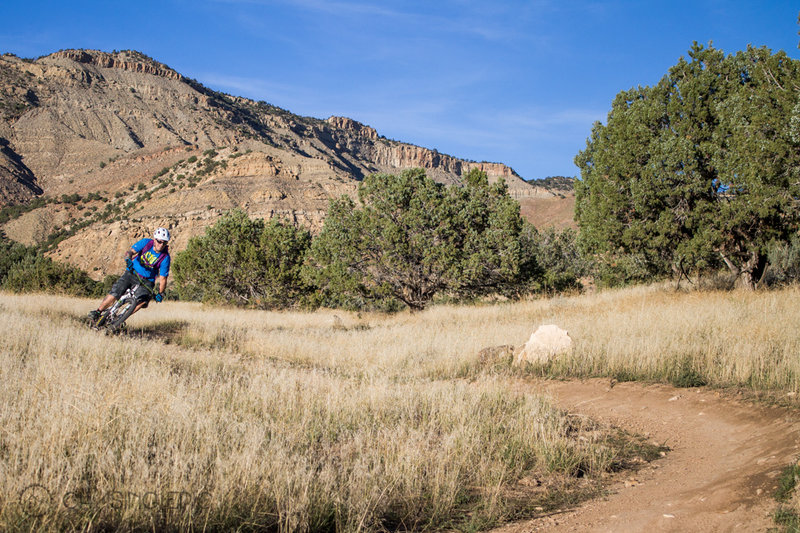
[127,268,160,297]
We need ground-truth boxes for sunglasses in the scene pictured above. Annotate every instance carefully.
[155,239,167,245]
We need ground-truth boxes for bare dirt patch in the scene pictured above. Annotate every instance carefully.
[495,379,800,532]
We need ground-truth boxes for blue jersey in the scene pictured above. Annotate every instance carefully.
[131,238,170,282]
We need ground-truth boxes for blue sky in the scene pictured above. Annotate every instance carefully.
[2,1,799,180]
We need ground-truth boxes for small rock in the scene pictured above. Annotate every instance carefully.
[663,514,675,518]
[477,345,514,366]
[668,395,681,402]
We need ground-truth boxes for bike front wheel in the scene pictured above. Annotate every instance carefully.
[106,298,138,332]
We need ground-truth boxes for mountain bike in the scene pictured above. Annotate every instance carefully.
[90,269,158,333]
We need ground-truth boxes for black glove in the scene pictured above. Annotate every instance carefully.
[155,293,163,303]
[125,258,134,271]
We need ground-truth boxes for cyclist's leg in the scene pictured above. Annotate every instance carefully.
[98,272,135,311]
[97,293,117,311]
[128,280,155,316]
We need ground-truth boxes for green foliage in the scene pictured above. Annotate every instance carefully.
[452,169,528,299]
[519,224,589,294]
[0,236,101,297]
[773,506,800,532]
[173,209,311,309]
[765,235,800,286]
[667,356,708,388]
[0,196,49,224]
[576,43,800,288]
[0,237,32,282]
[59,193,81,204]
[304,168,533,312]
[304,170,454,311]
[776,463,800,503]
[773,463,800,532]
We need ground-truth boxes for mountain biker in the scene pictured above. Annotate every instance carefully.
[87,227,172,322]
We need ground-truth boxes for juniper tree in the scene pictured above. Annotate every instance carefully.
[304,168,530,311]
[575,43,800,288]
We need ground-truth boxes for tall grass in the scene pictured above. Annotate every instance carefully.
[116,284,800,393]
[4,284,793,531]
[531,285,800,393]
[0,293,621,532]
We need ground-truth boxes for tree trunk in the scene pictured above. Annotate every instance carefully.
[721,251,766,290]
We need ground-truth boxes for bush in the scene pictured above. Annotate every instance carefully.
[3,251,100,297]
[765,235,800,287]
[0,238,32,281]
[173,209,311,308]
[520,225,589,294]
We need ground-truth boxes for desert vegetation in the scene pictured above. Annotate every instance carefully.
[173,168,585,312]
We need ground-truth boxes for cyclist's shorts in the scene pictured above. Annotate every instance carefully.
[110,271,156,302]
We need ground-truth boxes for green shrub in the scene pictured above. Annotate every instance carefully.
[519,225,589,294]
[2,249,100,297]
[173,209,311,308]
[765,236,800,287]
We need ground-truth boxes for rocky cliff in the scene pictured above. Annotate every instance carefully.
[0,49,563,278]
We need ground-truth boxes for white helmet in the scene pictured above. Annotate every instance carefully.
[153,227,171,242]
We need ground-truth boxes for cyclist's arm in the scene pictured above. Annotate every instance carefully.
[156,275,168,294]
[125,247,139,261]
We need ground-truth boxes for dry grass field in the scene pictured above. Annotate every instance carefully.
[2,284,799,531]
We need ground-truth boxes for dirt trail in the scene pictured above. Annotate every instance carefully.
[498,379,800,532]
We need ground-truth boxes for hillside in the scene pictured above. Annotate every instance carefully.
[520,176,576,230]
[0,49,567,278]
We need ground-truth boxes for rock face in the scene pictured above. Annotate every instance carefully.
[0,137,41,204]
[0,48,562,278]
[514,325,572,366]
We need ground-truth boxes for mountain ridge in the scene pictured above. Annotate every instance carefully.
[0,48,570,279]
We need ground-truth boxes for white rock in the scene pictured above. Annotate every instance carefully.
[514,324,572,366]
